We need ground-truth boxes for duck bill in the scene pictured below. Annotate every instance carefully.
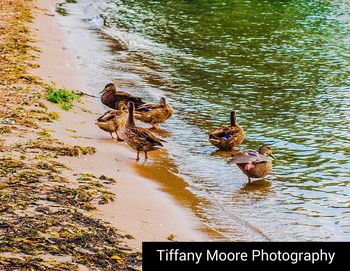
[227,159,235,164]
[269,154,277,160]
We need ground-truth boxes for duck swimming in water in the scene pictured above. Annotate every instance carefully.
[95,102,128,141]
[100,83,145,110]
[133,97,174,130]
[229,144,276,183]
[124,101,166,160]
[209,111,244,151]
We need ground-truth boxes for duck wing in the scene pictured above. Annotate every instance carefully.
[129,127,166,145]
[228,152,273,164]
[101,91,145,109]
[115,91,145,109]
[209,126,241,138]
[137,103,161,111]
[97,110,117,122]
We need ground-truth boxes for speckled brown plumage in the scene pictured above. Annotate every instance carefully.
[100,83,145,110]
[237,161,272,179]
[230,145,275,183]
[124,101,165,160]
[133,97,174,129]
[209,111,244,151]
[95,105,128,140]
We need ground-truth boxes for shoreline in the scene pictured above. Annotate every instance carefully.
[31,0,206,249]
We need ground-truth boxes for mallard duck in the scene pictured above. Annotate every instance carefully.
[228,144,276,183]
[100,83,145,110]
[95,103,128,141]
[208,111,244,151]
[124,101,166,160]
[133,97,174,129]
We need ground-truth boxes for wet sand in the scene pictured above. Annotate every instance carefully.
[30,0,206,250]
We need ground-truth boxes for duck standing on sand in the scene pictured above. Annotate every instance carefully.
[124,101,166,160]
[133,97,174,130]
[209,111,244,151]
[95,102,128,141]
[100,83,145,110]
[229,144,276,183]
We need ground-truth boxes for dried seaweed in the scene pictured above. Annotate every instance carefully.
[0,1,141,269]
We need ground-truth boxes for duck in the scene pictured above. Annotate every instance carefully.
[228,144,276,183]
[95,102,128,141]
[124,101,166,160]
[208,111,244,151]
[133,97,174,129]
[100,83,145,110]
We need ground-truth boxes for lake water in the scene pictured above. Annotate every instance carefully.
[57,0,350,240]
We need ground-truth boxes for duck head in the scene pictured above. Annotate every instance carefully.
[160,97,167,106]
[258,144,276,159]
[118,102,128,112]
[118,101,128,112]
[100,83,116,93]
[230,111,237,126]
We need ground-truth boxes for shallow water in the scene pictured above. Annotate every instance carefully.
[58,0,350,240]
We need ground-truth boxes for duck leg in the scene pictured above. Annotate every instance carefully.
[136,151,140,161]
[115,131,124,142]
[144,151,148,160]
[150,123,159,130]
[109,132,115,139]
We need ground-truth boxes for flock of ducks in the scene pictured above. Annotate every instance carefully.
[96,83,276,183]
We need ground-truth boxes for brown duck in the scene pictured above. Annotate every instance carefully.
[133,97,174,129]
[209,111,244,151]
[229,145,276,183]
[95,103,128,141]
[100,83,145,110]
[124,101,166,160]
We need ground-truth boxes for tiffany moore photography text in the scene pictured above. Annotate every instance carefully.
[156,249,335,265]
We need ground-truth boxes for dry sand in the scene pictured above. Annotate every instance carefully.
[31,0,206,250]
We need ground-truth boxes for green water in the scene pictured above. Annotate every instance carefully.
[60,0,350,240]
[100,0,350,240]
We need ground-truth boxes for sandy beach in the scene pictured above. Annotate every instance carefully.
[2,0,349,268]
[0,0,207,269]
[31,0,205,249]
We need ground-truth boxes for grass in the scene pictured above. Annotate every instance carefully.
[47,83,80,111]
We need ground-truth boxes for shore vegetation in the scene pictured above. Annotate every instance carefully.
[0,1,141,270]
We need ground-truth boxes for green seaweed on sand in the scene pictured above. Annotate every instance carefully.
[46,83,81,111]
[0,151,139,269]
[37,160,69,173]
[49,111,60,120]
[13,134,96,157]
[0,0,141,269]
[0,126,12,134]
[0,157,24,176]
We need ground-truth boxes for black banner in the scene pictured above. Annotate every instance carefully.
[142,242,348,270]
